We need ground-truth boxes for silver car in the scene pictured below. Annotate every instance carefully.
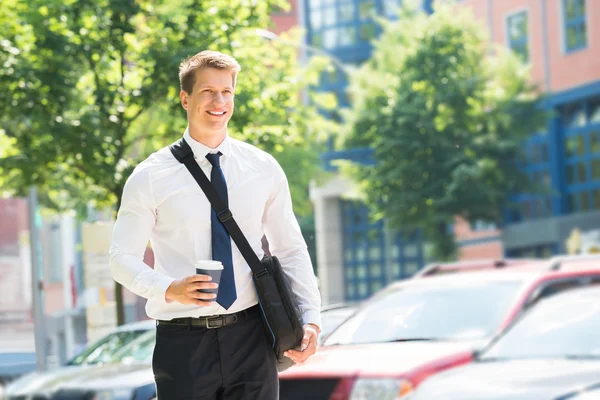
[4,319,155,399]
[407,286,600,400]
[49,330,157,400]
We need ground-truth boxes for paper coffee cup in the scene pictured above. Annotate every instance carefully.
[195,261,223,296]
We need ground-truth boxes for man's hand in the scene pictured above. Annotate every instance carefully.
[165,274,218,306]
[284,324,320,364]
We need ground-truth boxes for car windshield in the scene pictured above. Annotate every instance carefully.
[109,330,156,363]
[481,291,600,360]
[324,280,522,345]
[67,329,148,366]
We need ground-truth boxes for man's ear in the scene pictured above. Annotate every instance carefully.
[180,90,189,110]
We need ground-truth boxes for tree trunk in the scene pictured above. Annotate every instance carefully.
[432,220,456,261]
[114,184,125,326]
[115,280,125,326]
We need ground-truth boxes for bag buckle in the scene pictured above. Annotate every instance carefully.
[255,269,269,279]
[218,209,233,223]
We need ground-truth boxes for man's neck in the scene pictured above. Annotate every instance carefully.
[188,127,227,149]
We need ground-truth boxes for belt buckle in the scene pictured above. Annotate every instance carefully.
[206,315,224,329]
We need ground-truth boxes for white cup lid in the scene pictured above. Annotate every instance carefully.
[194,260,224,270]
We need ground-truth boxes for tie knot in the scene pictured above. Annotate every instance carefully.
[206,152,222,167]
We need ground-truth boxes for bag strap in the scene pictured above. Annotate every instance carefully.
[168,138,269,278]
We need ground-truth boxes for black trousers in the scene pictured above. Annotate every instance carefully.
[152,306,278,400]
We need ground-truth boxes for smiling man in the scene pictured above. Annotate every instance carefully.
[110,50,322,399]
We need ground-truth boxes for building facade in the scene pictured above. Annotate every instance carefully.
[459,0,600,258]
[305,0,600,304]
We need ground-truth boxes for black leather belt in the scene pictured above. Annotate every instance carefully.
[157,304,260,329]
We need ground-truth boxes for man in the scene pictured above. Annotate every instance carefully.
[110,50,322,399]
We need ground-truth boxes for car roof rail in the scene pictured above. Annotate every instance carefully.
[413,263,441,277]
[547,253,600,271]
[414,259,509,277]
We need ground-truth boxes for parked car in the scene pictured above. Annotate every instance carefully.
[278,259,600,400]
[407,285,600,400]
[48,330,157,400]
[3,319,155,399]
[0,350,36,387]
[319,303,358,345]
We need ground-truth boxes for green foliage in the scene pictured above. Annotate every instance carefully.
[0,0,336,217]
[342,1,547,259]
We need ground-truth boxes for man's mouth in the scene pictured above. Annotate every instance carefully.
[207,111,227,116]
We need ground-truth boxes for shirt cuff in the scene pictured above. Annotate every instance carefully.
[302,309,322,331]
[152,274,176,302]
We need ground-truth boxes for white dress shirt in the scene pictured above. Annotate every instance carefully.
[109,129,322,327]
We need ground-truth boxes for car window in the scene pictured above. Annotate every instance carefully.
[319,307,357,344]
[67,329,148,366]
[110,331,156,363]
[482,292,600,360]
[526,276,600,308]
[324,281,522,346]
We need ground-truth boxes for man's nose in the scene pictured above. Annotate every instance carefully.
[212,92,225,105]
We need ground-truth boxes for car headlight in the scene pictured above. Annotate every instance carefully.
[92,389,134,400]
[349,378,414,400]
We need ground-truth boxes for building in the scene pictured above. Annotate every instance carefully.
[0,198,149,365]
[271,0,299,34]
[305,0,600,304]
[456,0,600,259]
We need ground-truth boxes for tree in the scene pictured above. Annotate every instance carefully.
[0,0,336,324]
[341,2,547,259]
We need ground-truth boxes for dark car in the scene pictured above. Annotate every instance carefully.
[408,286,600,400]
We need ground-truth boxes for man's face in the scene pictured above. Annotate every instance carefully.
[181,67,235,135]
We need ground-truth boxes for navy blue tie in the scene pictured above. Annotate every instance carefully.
[205,152,237,309]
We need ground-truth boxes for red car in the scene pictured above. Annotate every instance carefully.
[279,257,600,400]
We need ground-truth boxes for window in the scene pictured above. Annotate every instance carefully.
[509,133,553,223]
[338,26,357,47]
[562,0,587,52]
[507,11,529,62]
[482,291,600,361]
[561,97,600,213]
[506,243,557,259]
[358,0,376,20]
[526,276,600,308]
[359,22,377,41]
[590,99,600,124]
[325,281,523,346]
[591,131,600,153]
[339,2,353,23]
[383,0,401,19]
[563,103,587,128]
[471,220,498,231]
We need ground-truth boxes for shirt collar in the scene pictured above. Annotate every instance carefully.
[183,128,232,159]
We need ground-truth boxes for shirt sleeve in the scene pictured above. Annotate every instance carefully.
[109,166,175,302]
[262,159,322,329]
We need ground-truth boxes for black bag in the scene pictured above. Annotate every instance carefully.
[169,138,304,372]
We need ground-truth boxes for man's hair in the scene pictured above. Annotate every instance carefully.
[178,50,241,94]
